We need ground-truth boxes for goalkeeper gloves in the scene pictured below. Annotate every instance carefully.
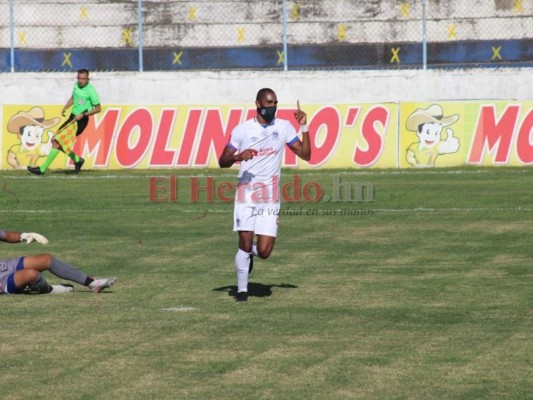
[20,232,49,245]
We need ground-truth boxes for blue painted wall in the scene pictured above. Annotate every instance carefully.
[1,39,531,72]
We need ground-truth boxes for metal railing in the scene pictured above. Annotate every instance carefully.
[0,0,531,72]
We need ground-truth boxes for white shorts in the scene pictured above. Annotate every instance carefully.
[233,200,280,237]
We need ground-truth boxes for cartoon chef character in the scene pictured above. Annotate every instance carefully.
[6,107,60,169]
[405,104,460,168]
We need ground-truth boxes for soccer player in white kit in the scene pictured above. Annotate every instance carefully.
[218,88,311,301]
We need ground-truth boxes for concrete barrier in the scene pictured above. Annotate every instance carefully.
[1,68,531,105]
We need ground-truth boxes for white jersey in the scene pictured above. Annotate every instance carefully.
[228,118,298,190]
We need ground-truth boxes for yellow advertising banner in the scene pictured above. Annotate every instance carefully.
[400,101,533,168]
[2,101,531,170]
[1,103,398,170]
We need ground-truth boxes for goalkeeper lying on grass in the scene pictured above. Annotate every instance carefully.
[0,228,116,294]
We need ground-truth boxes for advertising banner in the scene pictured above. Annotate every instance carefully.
[400,101,533,168]
[1,101,531,170]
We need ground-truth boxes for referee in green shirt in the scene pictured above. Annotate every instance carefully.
[28,69,101,175]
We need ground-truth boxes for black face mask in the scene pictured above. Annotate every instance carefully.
[257,106,277,123]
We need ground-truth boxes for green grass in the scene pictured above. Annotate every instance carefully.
[0,167,531,400]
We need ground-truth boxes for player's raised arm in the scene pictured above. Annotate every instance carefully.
[289,100,311,161]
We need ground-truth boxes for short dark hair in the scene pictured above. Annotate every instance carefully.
[77,68,90,75]
[256,88,275,102]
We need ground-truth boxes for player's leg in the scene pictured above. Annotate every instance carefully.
[255,235,276,259]
[32,116,74,175]
[238,230,254,253]
[18,254,69,293]
[233,199,258,300]
[2,257,51,293]
[11,269,44,292]
[69,117,87,172]
[253,201,279,259]
[235,231,254,301]
[71,154,85,173]
[6,257,41,293]
[27,140,61,175]
[29,117,81,175]
[23,254,116,293]
[71,155,85,173]
[24,254,87,283]
[75,115,89,137]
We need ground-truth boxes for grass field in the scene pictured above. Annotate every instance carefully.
[0,167,531,400]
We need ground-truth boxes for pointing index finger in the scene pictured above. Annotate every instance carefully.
[297,100,301,111]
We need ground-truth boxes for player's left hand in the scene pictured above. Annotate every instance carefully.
[20,232,49,245]
[239,149,258,161]
[294,100,307,126]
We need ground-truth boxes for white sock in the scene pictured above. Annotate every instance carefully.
[251,243,258,257]
[235,248,251,293]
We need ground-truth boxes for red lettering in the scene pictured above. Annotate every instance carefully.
[149,176,168,203]
[217,181,234,203]
[246,108,256,120]
[516,109,533,164]
[345,107,360,127]
[302,181,323,203]
[235,183,248,203]
[169,175,177,202]
[272,175,279,202]
[73,109,119,167]
[177,109,202,166]
[251,182,269,203]
[294,107,340,167]
[190,176,215,202]
[195,108,244,166]
[468,105,520,164]
[281,174,301,203]
[354,106,389,167]
[116,108,153,167]
[150,109,178,166]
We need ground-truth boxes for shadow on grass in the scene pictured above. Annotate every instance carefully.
[213,282,298,299]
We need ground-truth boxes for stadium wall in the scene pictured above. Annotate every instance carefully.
[1,69,532,170]
[1,0,531,71]
[1,68,531,104]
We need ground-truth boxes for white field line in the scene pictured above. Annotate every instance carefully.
[1,169,530,180]
[161,307,197,312]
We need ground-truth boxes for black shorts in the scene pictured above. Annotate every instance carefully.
[59,114,89,137]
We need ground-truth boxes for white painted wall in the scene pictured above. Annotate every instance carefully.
[0,69,531,107]
[1,0,529,48]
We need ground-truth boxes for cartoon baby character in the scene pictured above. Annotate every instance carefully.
[6,107,60,169]
[405,104,460,168]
